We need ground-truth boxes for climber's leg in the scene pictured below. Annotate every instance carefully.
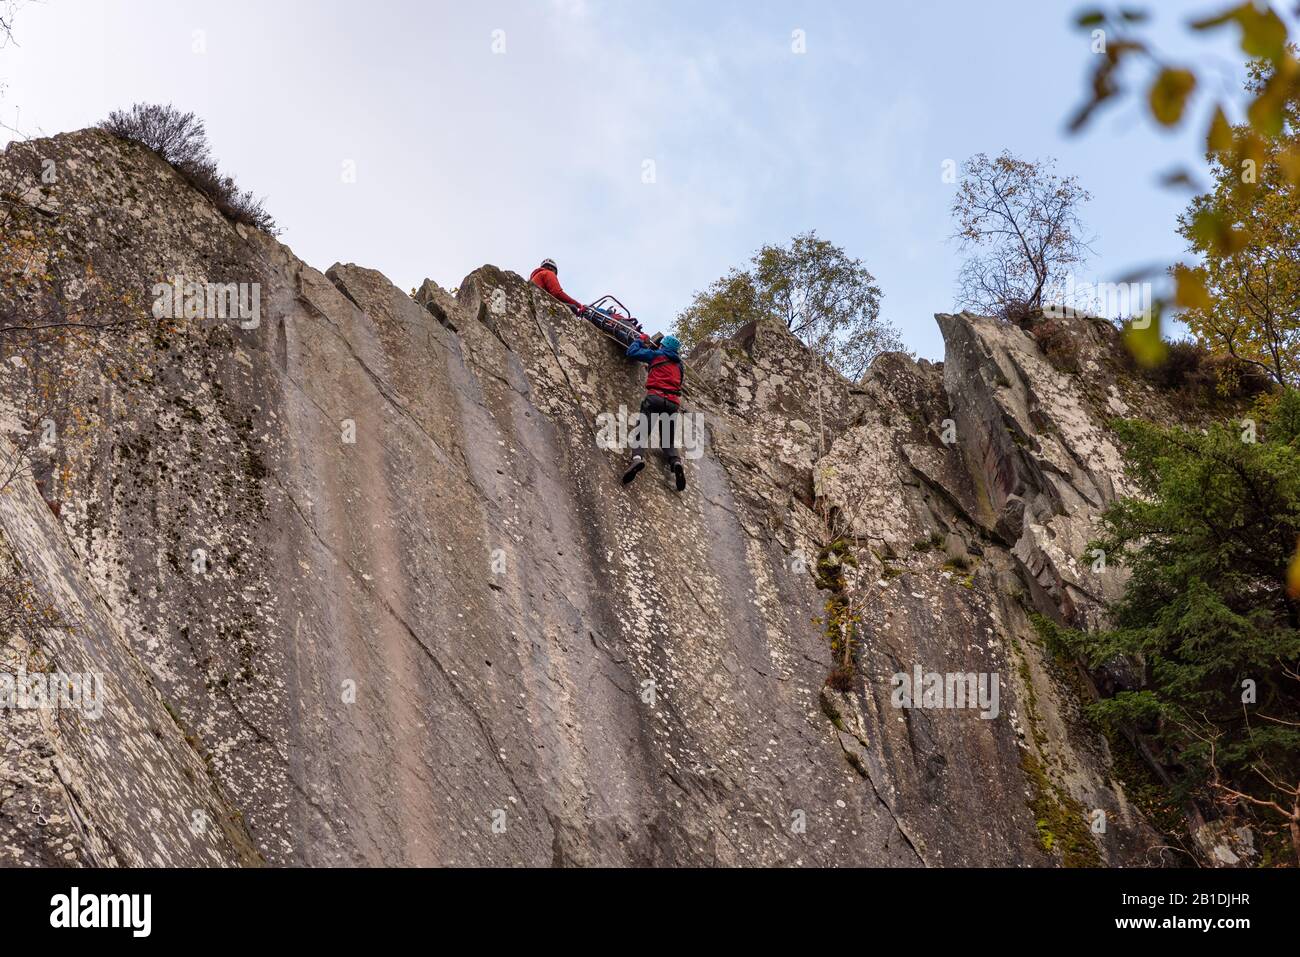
[623,396,651,485]
[659,400,686,491]
[643,396,686,492]
[641,396,672,463]
[622,455,645,484]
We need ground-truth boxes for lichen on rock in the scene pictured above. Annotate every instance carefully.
[0,128,1220,867]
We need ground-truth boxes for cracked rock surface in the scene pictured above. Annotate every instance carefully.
[1,129,1202,866]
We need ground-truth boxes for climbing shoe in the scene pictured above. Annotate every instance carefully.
[672,461,687,492]
[622,456,645,485]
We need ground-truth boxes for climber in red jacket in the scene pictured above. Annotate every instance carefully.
[529,258,585,315]
[622,334,687,492]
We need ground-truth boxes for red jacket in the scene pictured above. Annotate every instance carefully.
[627,339,684,405]
[645,354,684,404]
[529,267,581,308]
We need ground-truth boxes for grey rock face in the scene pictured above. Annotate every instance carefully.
[1,129,1182,866]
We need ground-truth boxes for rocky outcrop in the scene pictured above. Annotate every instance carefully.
[0,438,260,866]
[0,128,1204,866]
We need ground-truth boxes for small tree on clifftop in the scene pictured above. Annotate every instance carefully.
[100,103,278,234]
[952,151,1093,322]
[672,232,902,381]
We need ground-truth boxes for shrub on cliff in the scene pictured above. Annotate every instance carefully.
[1114,331,1273,401]
[99,103,278,234]
[1029,319,1081,373]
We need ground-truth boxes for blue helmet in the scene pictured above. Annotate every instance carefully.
[661,335,680,354]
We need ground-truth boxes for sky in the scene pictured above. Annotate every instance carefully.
[2,0,1295,358]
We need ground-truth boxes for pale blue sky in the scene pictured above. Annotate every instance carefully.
[3,1,1292,357]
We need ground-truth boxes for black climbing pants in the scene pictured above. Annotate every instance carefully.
[632,395,681,465]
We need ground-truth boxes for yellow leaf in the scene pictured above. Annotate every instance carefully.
[1247,77,1287,138]
[1279,146,1300,185]
[1192,4,1288,62]
[1206,105,1233,153]
[1173,268,1212,311]
[1149,68,1197,126]
[1190,208,1248,256]
[1236,4,1288,62]
[1123,308,1167,368]
[1287,538,1300,599]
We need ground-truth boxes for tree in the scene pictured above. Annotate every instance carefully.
[1070,6,1300,363]
[672,231,901,381]
[1174,58,1300,387]
[1053,392,1300,862]
[0,1,23,50]
[951,151,1093,321]
[672,267,764,352]
[0,1,30,135]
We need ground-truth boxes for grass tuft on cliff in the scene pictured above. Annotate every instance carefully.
[100,103,278,234]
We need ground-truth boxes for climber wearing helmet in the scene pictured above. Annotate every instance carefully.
[529,258,587,316]
[622,334,687,492]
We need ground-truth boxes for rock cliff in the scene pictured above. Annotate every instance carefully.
[0,129,1207,866]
